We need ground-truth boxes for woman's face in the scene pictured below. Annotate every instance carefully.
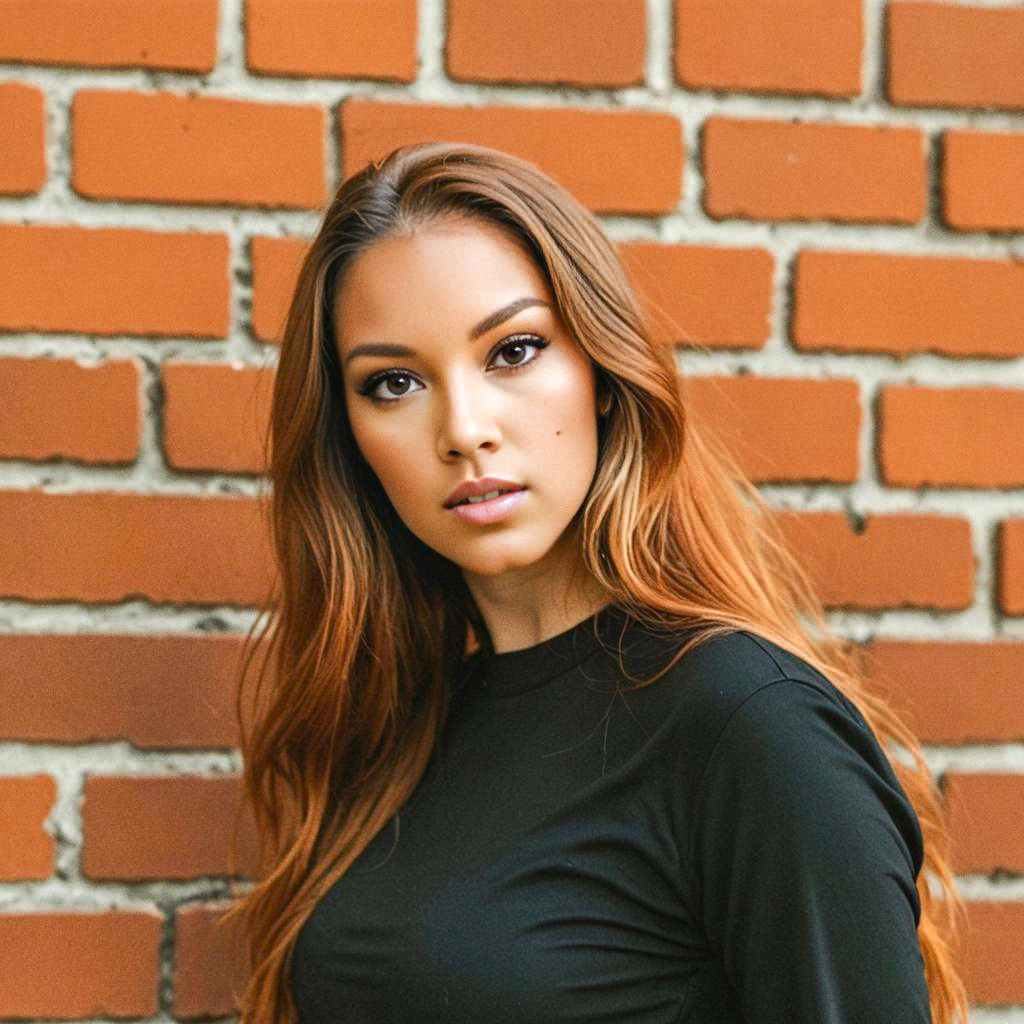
[334,217,600,581]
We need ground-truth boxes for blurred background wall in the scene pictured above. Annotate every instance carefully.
[0,0,1022,1019]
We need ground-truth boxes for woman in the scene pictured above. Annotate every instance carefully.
[233,141,966,1022]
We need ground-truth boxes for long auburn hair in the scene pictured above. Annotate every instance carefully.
[231,141,967,1022]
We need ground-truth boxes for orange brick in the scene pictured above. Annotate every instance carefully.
[945,774,1024,875]
[0,83,45,194]
[703,117,924,224]
[164,363,274,473]
[888,2,1024,111]
[0,911,161,1018]
[0,490,273,606]
[863,639,1024,745]
[779,511,973,610]
[0,357,138,463]
[674,0,862,97]
[83,775,256,880]
[0,223,229,337]
[792,250,1024,357]
[942,130,1024,233]
[447,0,645,87]
[878,386,1024,488]
[1000,519,1024,616]
[964,901,1024,1005]
[174,903,248,1019]
[73,90,326,209]
[0,634,246,749]
[246,0,416,80]
[685,376,860,482]
[250,236,307,343]
[619,243,773,349]
[0,0,217,71]
[0,775,56,881]
[340,99,683,215]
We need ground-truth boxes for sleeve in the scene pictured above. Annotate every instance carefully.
[692,677,932,1024]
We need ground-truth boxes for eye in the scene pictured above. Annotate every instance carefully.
[488,334,549,371]
[357,370,425,404]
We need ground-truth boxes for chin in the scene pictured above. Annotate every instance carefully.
[447,539,552,579]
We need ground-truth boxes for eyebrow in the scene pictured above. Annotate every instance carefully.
[342,296,551,367]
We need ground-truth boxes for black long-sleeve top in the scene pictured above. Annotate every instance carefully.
[291,602,931,1022]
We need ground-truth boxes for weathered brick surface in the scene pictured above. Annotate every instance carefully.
[945,773,1024,875]
[173,902,248,1019]
[964,901,1024,1004]
[0,357,139,463]
[0,911,162,1018]
[792,249,1024,357]
[250,235,308,343]
[83,775,258,880]
[0,82,46,195]
[0,490,273,605]
[0,633,246,748]
[703,118,924,224]
[339,99,684,214]
[888,1,1024,111]
[447,0,645,87]
[163,362,274,473]
[684,376,860,482]
[863,639,1024,745]
[0,775,56,881]
[778,511,974,610]
[0,0,218,71]
[619,243,773,349]
[942,130,1024,233]
[1000,519,1024,616]
[246,0,417,80]
[674,0,863,97]
[0,224,230,337]
[73,90,326,208]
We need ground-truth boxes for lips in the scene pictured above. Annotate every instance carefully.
[443,476,525,509]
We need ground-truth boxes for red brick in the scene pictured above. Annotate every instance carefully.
[73,90,326,209]
[1000,519,1024,616]
[0,775,56,881]
[0,82,45,195]
[945,774,1024,876]
[964,901,1024,1005]
[792,249,1024,358]
[0,357,138,464]
[863,639,1024,745]
[888,2,1024,111]
[779,511,973,610]
[942,130,1024,233]
[0,223,229,338]
[684,376,860,482]
[0,633,245,749]
[674,0,862,97]
[250,236,307,343]
[339,98,683,215]
[0,490,273,606]
[618,243,772,349]
[0,0,217,71]
[174,902,248,1019]
[246,0,416,80]
[163,363,273,473]
[0,910,161,1018]
[83,775,257,880]
[447,0,645,87]
[703,117,924,224]
[878,386,1024,488]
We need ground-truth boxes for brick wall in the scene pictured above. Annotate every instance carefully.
[1,0,1022,1019]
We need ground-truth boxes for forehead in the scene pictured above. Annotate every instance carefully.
[333,219,552,348]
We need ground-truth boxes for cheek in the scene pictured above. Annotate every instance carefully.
[349,418,423,504]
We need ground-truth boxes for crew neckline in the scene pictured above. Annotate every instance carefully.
[459,601,637,698]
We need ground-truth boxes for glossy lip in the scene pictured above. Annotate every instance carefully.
[449,488,527,525]
[442,476,525,509]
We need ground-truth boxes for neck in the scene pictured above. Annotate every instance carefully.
[463,528,612,654]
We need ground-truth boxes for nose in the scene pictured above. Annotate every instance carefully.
[436,370,502,462]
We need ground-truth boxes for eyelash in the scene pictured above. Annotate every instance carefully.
[356,334,551,405]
